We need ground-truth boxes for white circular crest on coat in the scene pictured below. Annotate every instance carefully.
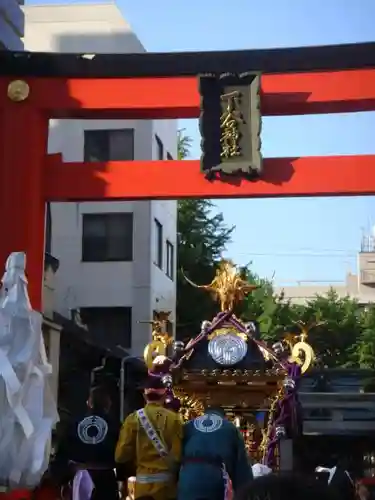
[193,413,223,433]
[77,415,108,445]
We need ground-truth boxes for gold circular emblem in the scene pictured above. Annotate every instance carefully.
[7,80,30,102]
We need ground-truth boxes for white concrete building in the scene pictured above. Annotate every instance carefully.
[0,0,24,50]
[23,3,178,356]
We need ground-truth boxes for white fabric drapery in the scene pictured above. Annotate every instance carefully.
[0,253,58,489]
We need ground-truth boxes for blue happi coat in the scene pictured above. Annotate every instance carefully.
[178,410,253,500]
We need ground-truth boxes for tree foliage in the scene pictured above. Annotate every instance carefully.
[176,130,234,339]
[175,130,375,368]
[241,281,375,369]
[177,129,193,160]
[237,268,298,341]
[295,290,363,367]
[351,307,375,369]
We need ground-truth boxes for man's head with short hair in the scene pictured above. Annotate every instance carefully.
[143,376,166,403]
[87,385,112,413]
[206,406,225,418]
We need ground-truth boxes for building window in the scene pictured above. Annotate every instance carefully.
[80,307,132,349]
[155,135,164,160]
[82,213,133,262]
[167,152,173,160]
[84,129,134,161]
[154,219,163,269]
[166,240,174,280]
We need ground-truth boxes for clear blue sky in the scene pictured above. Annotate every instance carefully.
[27,0,375,284]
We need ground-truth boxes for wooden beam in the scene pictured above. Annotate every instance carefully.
[261,69,375,115]
[2,69,374,118]
[44,154,375,201]
[1,42,375,77]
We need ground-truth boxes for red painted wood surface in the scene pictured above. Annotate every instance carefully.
[0,69,374,118]
[0,103,47,311]
[45,155,375,200]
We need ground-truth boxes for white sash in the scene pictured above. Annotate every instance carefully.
[136,409,168,458]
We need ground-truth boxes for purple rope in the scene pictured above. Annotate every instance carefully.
[263,362,301,468]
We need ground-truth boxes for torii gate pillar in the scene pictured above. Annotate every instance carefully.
[0,84,47,310]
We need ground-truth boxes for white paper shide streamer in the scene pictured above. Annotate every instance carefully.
[252,463,272,478]
[0,253,59,489]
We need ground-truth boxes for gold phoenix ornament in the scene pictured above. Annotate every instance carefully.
[182,260,257,311]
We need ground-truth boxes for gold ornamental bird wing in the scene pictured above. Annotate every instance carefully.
[181,269,212,290]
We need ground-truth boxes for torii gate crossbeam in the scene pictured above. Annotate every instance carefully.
[1,42,375,310]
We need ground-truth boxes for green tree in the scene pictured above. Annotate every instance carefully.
[177,129,193,160]
[350,306,375,369]
[241,281,371,368]
[176,130,234,340]
[240,269,300,342]
[295,290,362,367]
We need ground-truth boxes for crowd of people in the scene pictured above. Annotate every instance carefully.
[36,374,370,500]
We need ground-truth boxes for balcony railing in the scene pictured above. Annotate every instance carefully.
[361,236,375,253]
[361,270,375,285]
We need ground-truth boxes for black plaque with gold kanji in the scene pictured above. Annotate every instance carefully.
[199,72,262,179]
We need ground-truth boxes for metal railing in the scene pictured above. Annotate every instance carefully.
[361,270,375,284]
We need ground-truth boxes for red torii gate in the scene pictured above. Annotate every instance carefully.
[1,42,375,311]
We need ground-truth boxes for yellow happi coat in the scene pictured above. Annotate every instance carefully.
[115,403,183,500]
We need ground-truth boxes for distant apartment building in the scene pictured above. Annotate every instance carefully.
[274,235,375,305]
[0,0,24,50]
[23,3,178,356]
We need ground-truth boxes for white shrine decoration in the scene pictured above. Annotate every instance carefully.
[0,252,58,489]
